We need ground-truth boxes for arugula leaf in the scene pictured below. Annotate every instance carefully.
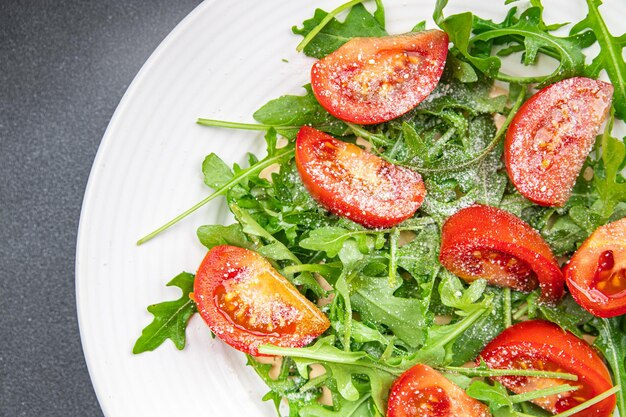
[202,153,237,190]
[196,223,251,250]
[133,272,196,353]
[260,337,399,414]
[537,295,594,337]
[299,393,372,417]
[467,380,514,412]
[350,274,431,348]
[593,317,626,417]
[299,227,384,259]
[467,379,577,415]
[292,3,387,59]
[434,0,590,85]
[435,273,505,365]
[253,85,347,139]
[594,117,626,218]
[396,223,440,280]
[409,307,489,367]
[570,0,626,120]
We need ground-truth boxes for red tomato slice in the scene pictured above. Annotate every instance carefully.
[564,217,626,317]
[193,245,330,356]
[295,126,426,228]
[505,77,613,206]
[311,30,449,124]
[478,320,616,417]
[387,364,492,417]
[439,205,564,303]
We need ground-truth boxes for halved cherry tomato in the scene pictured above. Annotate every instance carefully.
[505,77,613,206]
[439,205,564,303]
[295,126,426,228]
[478,320,616,417]
[193,245,330,356]
[387,363,492,417]
[564,217,626,318]
[311,30,449,124]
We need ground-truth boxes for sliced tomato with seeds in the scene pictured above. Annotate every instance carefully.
[439,205,564,303]
[564,217,626,317]
[387,364,491,417]
[505,77,613,206]
[478,320,616,417]
[193,245,330,356]
[311,30,448,124]
[295,126,426,228]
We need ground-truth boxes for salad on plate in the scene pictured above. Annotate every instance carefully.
[132,0,626,416]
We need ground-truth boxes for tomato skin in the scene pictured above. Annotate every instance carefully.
[311,30,449,125]
[295,126,425,228]
[193,245,330,356]
[564,217,626,318]
[505,77,613,207]
[387,364,491,417]
[478,320,616,417]
[439,205,564,303]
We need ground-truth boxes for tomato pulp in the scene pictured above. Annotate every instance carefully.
[439,205,564,303]
[311,30,449,124]
[193,245,330,355]
[479,320,616,417]
[387,364,492,417]
[295,126,426,228]
[564,217,626,317]
[505,77,613,206]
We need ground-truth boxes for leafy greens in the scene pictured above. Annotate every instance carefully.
[133,1,626,416]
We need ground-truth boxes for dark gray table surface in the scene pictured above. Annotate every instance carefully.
[1,1,202,415]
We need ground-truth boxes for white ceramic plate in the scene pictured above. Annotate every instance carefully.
[76,1,623,415]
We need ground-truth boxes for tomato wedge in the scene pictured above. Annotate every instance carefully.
[478,320,616,417]
[505,77,613,206]
[387,364,492,417]
[564,217,626,318]
[295,126,426,228]
[311,30,449,124]
[439,205,564,303]
[193,245,330,356]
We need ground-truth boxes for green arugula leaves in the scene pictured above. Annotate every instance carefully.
[133,272,197,354]
[133,1,626,416]
[293,3,387,59]
[571,0,626,119]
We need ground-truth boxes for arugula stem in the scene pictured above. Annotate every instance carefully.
[347,122,393,146]
[503,287,512,328]
[379,336,396,363]
[298,374,329,392]
[136,148,295,245]
[432,308,487,350]
[335,272,353,352]
[388,228,399,286]
[551,385,620,417]
[443,366,578,381]
[306,220,434,249]
[512,302,529,321]
[296,0,367,52]
[510,384,577,404]
[258,344,404,376]
[281,262,342,276]
[196,118,294,131]
[415,86,525,174]
[470,28,576,84]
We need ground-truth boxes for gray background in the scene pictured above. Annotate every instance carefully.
[1,1,202,415]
